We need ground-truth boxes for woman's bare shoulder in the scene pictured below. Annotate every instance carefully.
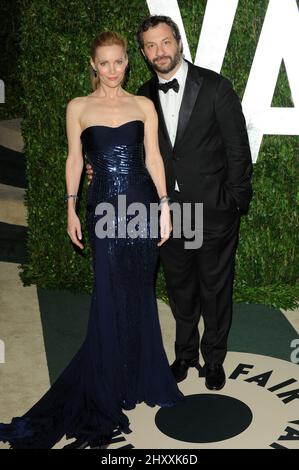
[134,95,156,114]
[66,96,92,121]
[134,94,154,105]
[67,96,89,108]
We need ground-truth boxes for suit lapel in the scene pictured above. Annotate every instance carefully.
[147,61,204,151]
[174,61,204,148]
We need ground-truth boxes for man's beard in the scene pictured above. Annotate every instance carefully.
[149,48,182,74]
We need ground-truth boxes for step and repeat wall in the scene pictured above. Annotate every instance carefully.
[0,0,298,308]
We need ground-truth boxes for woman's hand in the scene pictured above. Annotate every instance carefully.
[67,210,84,249]
[157,203,172,247]
[86,163,93,185]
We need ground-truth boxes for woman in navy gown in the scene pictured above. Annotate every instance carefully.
[0,31,184,449]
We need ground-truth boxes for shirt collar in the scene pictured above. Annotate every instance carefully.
[158,59,188,85]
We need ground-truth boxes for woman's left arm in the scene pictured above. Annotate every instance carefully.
[141,97,171,246]
[142,98,168,199]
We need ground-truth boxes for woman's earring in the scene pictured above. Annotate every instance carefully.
[92,68,97,77]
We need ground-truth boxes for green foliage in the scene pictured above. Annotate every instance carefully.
[4,0,298,308]
[0,0,24,119]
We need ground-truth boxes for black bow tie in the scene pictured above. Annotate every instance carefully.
[158,78,180,94]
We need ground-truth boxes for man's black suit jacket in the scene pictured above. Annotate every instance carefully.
[138,60,253,226]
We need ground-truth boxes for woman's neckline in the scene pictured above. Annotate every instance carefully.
[80,119,144,137]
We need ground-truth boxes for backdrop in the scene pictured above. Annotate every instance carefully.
[1,0,298,308]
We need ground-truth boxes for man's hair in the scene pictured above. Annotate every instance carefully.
[136,15,182,50]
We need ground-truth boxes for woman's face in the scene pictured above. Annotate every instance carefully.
[91,44,128,88]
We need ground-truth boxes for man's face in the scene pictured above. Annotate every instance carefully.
[141,23,182,75]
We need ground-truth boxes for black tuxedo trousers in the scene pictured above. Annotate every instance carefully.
[160,194,241,364]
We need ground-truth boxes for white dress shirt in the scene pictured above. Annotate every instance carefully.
[158,59,188,192]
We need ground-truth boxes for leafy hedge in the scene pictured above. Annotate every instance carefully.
[7,0,298,309]
[0,0,23,120]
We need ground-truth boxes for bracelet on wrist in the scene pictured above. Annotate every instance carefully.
[159,195,170,208]
[64,194,78,202]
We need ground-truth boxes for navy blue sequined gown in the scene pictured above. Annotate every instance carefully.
[0,120,184,449]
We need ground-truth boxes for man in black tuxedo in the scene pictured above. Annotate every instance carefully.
[136,15,252,391]
[87,16,253,391]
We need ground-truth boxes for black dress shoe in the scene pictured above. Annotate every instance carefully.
[170,358,199,383]
[205,363,226,390]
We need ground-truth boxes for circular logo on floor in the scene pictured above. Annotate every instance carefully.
[108,352,299,449]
